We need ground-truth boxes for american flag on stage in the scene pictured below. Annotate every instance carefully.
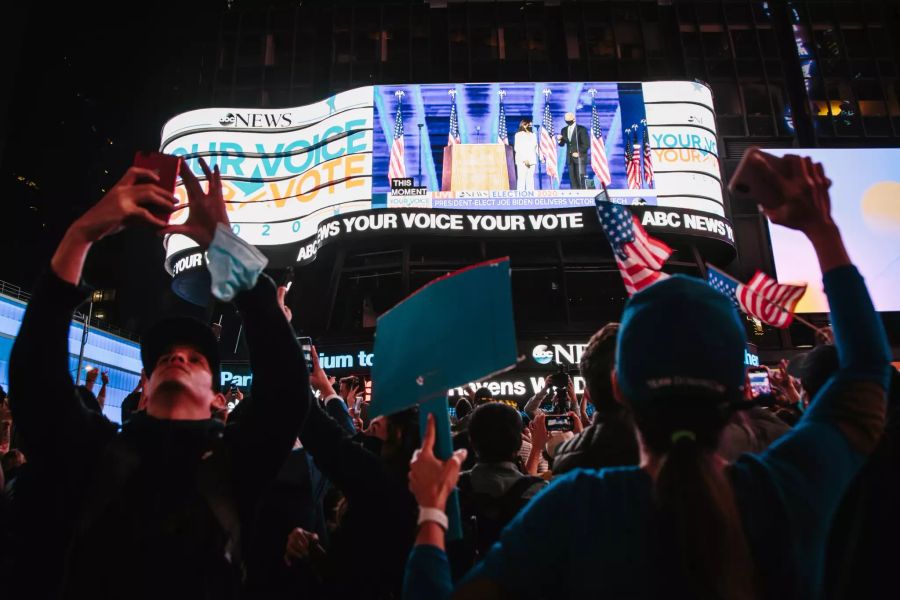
[539,100,558,181]
[642,121,654,188]
[594,193,672,296]
[388,101,406,181]
[707,265,807,328]
[626,129,642,190]
[448,97,461,146]
[498,93,509,145]
[590,99,611,187]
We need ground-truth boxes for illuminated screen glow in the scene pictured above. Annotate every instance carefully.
[160,81,723,264]
[766,148,900,313]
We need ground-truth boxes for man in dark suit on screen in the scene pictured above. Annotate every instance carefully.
[556,111,590,189]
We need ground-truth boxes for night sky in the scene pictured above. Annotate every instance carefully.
[1,1,226,332]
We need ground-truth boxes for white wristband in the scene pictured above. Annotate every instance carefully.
[417,507,448,531]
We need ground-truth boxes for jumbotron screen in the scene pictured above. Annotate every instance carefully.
[161,81,724,267]
[766,148,900,313]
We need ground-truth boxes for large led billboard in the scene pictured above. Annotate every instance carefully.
[766,148,900,313]
[162,81,729,276]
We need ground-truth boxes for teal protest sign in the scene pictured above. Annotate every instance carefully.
[370,257,518,540]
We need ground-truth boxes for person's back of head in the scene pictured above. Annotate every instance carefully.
[468,403,522,464]
[579,322,620,417]
[455,397,473,422]
[381,407,421,476]
[616,275,756,600]
[473,387,493,407]
[789,344,839,400]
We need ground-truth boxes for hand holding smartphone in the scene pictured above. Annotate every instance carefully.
[133,151,183,222]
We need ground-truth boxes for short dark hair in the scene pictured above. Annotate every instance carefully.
[473,387,493,405]
[455,397,473,421]
[468,403,522,463]
[579,322,620,413]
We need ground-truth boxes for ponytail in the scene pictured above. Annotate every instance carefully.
[637,397,757,600]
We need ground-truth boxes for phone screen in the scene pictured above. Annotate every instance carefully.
[748,369,771,397]
[297,336,314,372]
[545,415,574,432]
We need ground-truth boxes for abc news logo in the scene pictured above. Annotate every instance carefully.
[531,343,587,366]
[218,112,294,128]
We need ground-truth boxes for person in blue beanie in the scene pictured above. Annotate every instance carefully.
[403,154,892,599]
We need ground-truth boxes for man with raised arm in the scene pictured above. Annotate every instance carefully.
[8,159,310,599]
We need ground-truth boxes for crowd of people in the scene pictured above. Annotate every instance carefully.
[0,153,896,599]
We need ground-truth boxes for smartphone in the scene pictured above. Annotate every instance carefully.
[748,367,772,398]
[545,415,574,432]
[297,336,314,372]
[729,148,791,210]
[133,151,183,222]
[133,151,182,193]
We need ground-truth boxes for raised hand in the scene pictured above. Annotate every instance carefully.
[308,346,335,397]
[529,412,550,452]
[277,286,293,322]
[161,157,229,249]
[284,527,325,566]
[409,414,467,510]
[752,152,833,235]
[69,167,178,243]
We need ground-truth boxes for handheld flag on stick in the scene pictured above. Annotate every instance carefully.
[594,191,672,295]
[706,265,808,329]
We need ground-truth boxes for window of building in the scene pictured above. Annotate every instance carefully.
[856,79,887,116]
[642,22,664,59]
[839,27,870,58]
[731,29,758,59]
[615,21,643,60]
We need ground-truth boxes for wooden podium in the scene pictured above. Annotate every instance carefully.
[441,143,516,191]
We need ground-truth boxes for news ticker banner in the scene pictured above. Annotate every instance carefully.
[167,204,736,281]
[161,81,726,275]
[220,340,760,401]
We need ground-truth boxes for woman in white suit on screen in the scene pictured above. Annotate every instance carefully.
[514,118,539,191]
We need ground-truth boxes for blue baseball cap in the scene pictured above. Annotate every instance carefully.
[616,275,746,408]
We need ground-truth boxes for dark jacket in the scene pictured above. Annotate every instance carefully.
[300,397,418,599]
[7,270,309,599]
[557,123,590,158]
[551,411,640,475]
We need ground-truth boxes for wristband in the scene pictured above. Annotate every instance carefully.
[417,507,448,531]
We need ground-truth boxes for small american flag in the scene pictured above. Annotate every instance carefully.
[448,98,461,146]
[707,265,807,328]
[642,121,654,188]
[590,100,611,187]
[626,129,642,190]
[498,93,509,145]
[540,100,558,181]
[595,193,672,296]
[388,100,406,182]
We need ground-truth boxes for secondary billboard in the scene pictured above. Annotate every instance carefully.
[766,148,900,313]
